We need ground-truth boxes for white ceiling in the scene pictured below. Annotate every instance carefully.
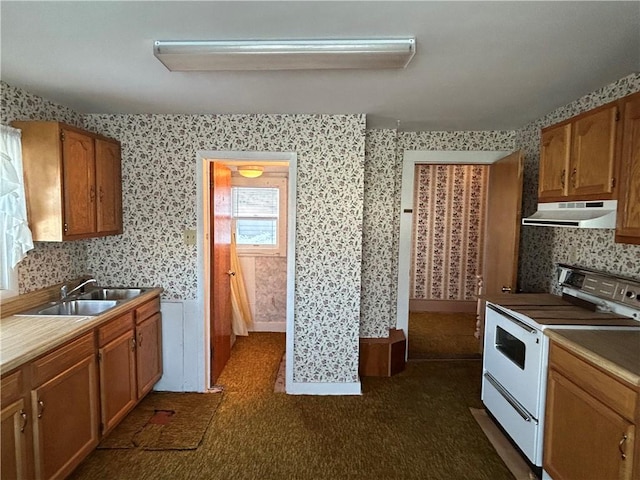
[1,1,638,131]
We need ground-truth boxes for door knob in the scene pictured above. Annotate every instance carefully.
[227,270,236,277]
[501,286,512,293]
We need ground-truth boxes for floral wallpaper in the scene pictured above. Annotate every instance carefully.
[360,129,398,337]
[359,130,516,338]
[517,73,640,293]
[82,113,365,384]
[0,81,89,293]
[255,257,287,324]
[411,164,488,301]
[4,71,639,383]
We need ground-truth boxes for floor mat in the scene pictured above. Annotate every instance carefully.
[98,391,223,450]
[470,408,538,480]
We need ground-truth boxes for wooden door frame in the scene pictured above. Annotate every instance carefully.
[396,150,512,355]
[196,151,297,391]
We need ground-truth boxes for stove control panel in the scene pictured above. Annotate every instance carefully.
[558,264,640,312]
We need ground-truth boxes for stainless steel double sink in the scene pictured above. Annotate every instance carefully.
[17,288,149,316]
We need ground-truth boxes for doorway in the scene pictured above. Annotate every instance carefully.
[397,150,520,357]
[408,163,488,359]
[197,151,297,390]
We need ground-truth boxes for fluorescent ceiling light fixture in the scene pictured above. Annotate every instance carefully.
[153,38,416,71]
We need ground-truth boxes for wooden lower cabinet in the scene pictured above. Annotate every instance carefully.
[544,342,638,480]
[98,330,137,435]
[30,333,99,480]
[545,369,635,480]
[0,293,163,480]
[136,312,162,399]
[1,398,29,480]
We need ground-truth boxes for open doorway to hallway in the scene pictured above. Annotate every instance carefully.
[407,163,487,359]
[200,152,296,390]
[397,150,523,360]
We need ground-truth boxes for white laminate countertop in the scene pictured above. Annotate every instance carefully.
[0,288,163,376]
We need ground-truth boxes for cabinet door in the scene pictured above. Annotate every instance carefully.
[616,93,640,244]
[544,369,635,480]
[32,355,99,480]
[570,105,619,198]
[539,123,571,200]
[95,138,122,234]
[1,398,29,480]
[136,313,162,399]
[99,331,137,435]
[62,129,96,237]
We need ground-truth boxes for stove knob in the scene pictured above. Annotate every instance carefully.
[626,290,636,299]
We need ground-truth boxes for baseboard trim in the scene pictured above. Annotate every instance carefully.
[409,299,477,313]
[250,321,286,332]
[286,381,362,396]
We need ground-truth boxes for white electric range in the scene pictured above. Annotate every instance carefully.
[481,264,640,477]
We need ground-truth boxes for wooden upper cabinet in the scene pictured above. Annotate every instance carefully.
[95,138,123,234]
[11,121,123,241]
[538,102,620,202]
[616,92,640,244]
[62,129,96,237]
[570,105,618,197]
[539,124,571,200]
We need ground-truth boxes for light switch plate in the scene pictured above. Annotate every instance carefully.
[183,229,197,245]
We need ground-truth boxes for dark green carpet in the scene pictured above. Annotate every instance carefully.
[409,311,482,359]
[69,332,512,480]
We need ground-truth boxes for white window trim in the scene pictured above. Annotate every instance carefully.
[231,175,287,257]
[0,265,19,300]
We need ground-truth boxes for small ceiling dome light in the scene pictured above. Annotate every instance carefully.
[238,165,264,178]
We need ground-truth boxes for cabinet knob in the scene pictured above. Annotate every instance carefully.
[90,186,96,202]
[138,334,143,348]
[37,400,44,419]
[131,337,137,351]
[560,169,566,189]
[501,286,512,293]
[571,168,577,188]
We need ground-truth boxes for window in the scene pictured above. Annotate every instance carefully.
[1,124,33,299]
[0,257,18,300]
[231,176,287,256]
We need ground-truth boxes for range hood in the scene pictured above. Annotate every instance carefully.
[522,200,617,228]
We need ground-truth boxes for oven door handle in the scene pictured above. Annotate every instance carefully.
[484,372,536,423]
[487,304,537,334]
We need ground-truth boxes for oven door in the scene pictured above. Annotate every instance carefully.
[482,303,544,418]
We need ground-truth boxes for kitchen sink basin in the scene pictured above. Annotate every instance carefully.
[19,300,118,316]
[78,288,146,301]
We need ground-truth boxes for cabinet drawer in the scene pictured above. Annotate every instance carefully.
[31,333,95,387]
[136,297,160,324]
[1,369,24,406]
[98,312,134,347]
[549,343,637,421]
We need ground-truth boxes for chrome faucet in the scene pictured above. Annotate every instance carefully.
[61,278,97,300]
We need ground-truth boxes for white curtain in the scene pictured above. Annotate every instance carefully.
[1,125,33,279]
[230,233,252,336]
